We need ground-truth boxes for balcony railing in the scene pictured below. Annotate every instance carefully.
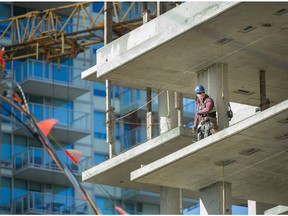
[14,103,90,132]
[14,59,90,89]
[14,191,89,214]
[119,126,159,153]
[13,147,90,175]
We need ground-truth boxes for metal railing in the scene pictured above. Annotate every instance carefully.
[13,147,90,175]
[14,102,90,132]
[14,191,88,214]
[14,59,90,89]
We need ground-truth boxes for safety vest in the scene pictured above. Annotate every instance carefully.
[197,95,217,117]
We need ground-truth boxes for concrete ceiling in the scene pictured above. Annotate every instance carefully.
[83,2,288,107]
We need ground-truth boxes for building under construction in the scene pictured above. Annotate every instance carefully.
[0,2,200,214]
[82,2,288,215]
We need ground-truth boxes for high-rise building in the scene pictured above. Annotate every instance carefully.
[0,2,197,214]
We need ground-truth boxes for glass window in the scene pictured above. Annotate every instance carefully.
[115,118,120,140]
[124,202,134,214]
[13,6,28,16]
[113,86,120,98]
[33,103,44,120]
[93,82,106,97]
[92,2,104,13]
[136,89,146,100]
[14,135,27,155]
[29,181,41,192]
[28,95,43,104]
[0,4,11,19]
[54,185,74,197]
[52,64,68,82]
[121,87,133,105]
[14,179,28,199]
[29,137,42,147]
[94,153,107,164]
[1,100,12,124]
[33,61,44,79]
[0,177,11,204]
[1,133,11,161]
[53,99,73,109]
[94,111,106,139]
[94,196,114,215]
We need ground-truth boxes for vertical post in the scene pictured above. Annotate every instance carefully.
[106,80,115,158]
[259,70,270,111]
[158,90,178,134]
[146,87,153,140]
[104,2,113,45]
[157,2,168,16]
[175,92,183,126]
[104,2,115,158]
[143,2,150,24]
[157,2,177,16]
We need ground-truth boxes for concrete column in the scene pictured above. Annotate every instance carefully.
[248,200,256,215]
[175,92,183,127]
[259,70,270,111]
[104,3,115,158]
[146,87,153,140]
[158,90,178,134]
[106,80,115,158]
[200,181,232,215]
[160,186,182,214]
[197,63,229,130]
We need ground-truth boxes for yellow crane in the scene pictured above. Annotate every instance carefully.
[0,2,157,62]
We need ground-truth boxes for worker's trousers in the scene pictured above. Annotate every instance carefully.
[197,117,217,141]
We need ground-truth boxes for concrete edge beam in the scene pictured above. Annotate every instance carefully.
[130,99,288,182]
[82,126,191,182]
[81,2,240,80]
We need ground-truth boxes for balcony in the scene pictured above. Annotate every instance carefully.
[121,188,198,210]
[14,103,90,143]
[14,191,89,214]
[14,59,90,100]
[13,147,90,186]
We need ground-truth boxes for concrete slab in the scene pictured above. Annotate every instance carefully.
[131,100,288,205]
[83,126,196,195]
[82,2,288,106]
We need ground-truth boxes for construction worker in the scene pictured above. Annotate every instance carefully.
[193,85,218,140]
